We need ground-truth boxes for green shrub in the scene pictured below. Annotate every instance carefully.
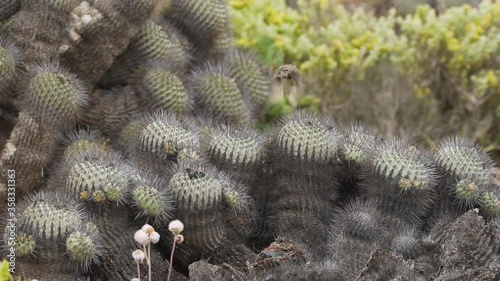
[0,260,13,281]
[229,0,500,160]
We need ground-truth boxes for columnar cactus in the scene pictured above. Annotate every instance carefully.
[8,1,71,70]
[340,123,378,170]
[3,191,103,279]
[0,0,20,20]
[206,124,265,183]
[38,0,75,12]
[84,66,191,136]
[129,172,174,225]
[360,138,437,226]
[94,205,172,281]
[330,199,384,242]
[100,20,190,87]
[0,38,20,95]
[389,227,423,259]
[22,65,87,123]
[0,16,15,35]
[162,162,254,266]
[81,86,147,136]
[227,49,270,113]
[16,192,86,240]
[163,0,228,44]
[65,221,105,270]
[266,111,341,257]
[0,64,87,202]
[2,0,499,279]
[61,150,131,204]
[327,199,382,280]
[61,129,108,161]
[270,111,341,171]
[190,63,253,126]
[121,111,201,167]
[162,0,230,61]
[167,163,248,245]
[137,66,191,114]
[61,0,161,85]
[337,123,379,201]
[205,125,264,238]
[132,20,189,70]
[433,136,498,219]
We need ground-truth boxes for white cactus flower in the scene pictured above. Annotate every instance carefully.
[150,231,160,244]
[132,249,146,263]
[134,229,150,245]
[141,224,155,234]
[168,220,184,235]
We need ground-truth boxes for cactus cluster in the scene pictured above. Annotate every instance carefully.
[24,64,87,123]
[0,38,19,94]
[1,0,499,280]
[336,123,379,201]
[122,111,201,167]
[360,138,437,226]
[163,0,230,61]
[190,63,253,126]
[206,124,265,183]
[63,151,130,204]
[129,172,174,225]
[264,111,342,258]
[433,136,498,217]
[61,129,108,161]
[2,191,105,279]
[227,50,270,115]
[139,66,191,114]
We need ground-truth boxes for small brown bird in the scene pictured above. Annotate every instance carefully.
[494,168,500,187]
[271,64,301,107]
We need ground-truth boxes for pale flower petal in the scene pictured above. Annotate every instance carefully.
[134,229,150,245]
[132,249,146,262]
[168,220,184,235]
[150,231,160,244]
[141,224,155,234]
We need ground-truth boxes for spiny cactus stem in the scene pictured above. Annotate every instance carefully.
[60,0,159,85]
[0,112,62,202]
[9,2,68,71]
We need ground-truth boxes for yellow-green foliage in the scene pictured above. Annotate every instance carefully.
[230,0,500,156]
[230,1,404,97]
[397,3,500,103]
[0,260,13,281]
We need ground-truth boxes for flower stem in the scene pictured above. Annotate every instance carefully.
[148,243,152,281]
[136,260,141,281]
[142,244,149,265]
[167,235,178,281]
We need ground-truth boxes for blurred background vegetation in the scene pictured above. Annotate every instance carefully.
[227,0,500,162]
